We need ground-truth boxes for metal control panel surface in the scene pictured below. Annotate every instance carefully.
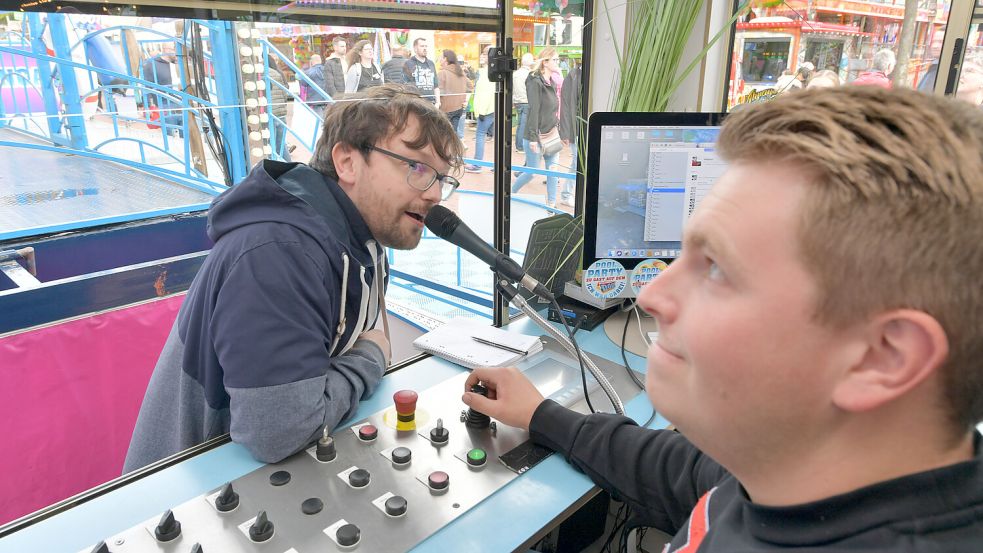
[86,337,641,553]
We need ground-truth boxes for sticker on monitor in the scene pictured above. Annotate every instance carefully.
[630,259,668,295]
[583,259,628,299]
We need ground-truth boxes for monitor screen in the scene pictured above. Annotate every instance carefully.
[583,112,728,275]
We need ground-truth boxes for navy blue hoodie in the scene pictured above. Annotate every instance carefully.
[124,161,387,471]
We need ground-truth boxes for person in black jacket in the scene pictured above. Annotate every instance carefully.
[322,36,348,101]
[558,63,580,207]
[382,46,409,85]
[464,86,983,551]
[511,47,561,208]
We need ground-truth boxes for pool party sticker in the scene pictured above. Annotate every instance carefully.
[630,259,668,295]
[584,259,628,299]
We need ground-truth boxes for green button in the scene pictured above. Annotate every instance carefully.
[467,448,487,465]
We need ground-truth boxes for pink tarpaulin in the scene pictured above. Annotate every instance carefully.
[0,294,184,525]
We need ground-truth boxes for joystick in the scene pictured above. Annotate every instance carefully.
[394,389,418,431]
[316,426,337,462]
[462,383,494,431]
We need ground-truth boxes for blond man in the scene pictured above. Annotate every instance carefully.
[464,86,983,551]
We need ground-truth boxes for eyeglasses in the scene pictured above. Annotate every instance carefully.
[366,145,461,200]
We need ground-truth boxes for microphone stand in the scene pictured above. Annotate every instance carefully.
[496,278,625,416]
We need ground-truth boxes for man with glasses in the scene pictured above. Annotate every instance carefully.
[124,85,464,472]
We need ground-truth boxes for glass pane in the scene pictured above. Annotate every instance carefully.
[508,2,586,310]
[727,0,953,109]
[953,21,983,106]
[0,6,504,526]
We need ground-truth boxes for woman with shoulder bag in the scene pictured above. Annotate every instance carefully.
[511,47,561,208]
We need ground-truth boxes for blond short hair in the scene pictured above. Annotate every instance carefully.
[718,86,983,433]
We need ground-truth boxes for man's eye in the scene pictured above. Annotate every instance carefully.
[707,260,724,281]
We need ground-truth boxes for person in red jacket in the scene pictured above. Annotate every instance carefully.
[852,49,895,89]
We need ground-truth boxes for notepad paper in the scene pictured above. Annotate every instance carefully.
[413,317,543,369]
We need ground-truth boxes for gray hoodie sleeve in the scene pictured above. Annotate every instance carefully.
[213,241,385,463]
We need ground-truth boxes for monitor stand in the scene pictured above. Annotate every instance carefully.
[603,309,657,358]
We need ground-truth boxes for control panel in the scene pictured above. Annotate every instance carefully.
[81,338,638,553]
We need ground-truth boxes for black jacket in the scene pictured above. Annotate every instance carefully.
[323,57,346,100]
[382,55,408,85]
[531,400,983,551]
[559,66,581,142]
[524,72,559,142]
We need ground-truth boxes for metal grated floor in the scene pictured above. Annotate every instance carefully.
[0,128,216,238]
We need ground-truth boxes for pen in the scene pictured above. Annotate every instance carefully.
[472,336,528,355]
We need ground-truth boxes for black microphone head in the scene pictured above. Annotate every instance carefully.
[424,205,461,239]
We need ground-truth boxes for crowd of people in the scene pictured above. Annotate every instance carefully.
[292,36,583,206]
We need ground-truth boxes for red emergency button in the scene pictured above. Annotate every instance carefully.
[394,390,418,416]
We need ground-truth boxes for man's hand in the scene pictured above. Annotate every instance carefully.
[463,367,544,430]
[562,139,570,147]
[359,329,391,365]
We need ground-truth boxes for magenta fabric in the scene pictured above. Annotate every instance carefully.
[0,294,184,525]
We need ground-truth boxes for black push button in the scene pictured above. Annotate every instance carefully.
[269,470,291,486]
[302,497,324,515]
[336,523,361,546]
[385,495,408,516]
[391,446,412,465]
[348,468,370,488]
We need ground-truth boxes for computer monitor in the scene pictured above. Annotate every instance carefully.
[583,112,728,279]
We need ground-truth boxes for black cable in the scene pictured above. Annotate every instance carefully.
[188,23,232,186]
[550,294,596,414]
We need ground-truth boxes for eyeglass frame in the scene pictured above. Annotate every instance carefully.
[364,145,461,200]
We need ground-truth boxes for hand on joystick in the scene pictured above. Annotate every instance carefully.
[463,367,545,431]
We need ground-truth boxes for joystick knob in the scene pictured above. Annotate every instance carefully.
[429,418,449,445]
[464,384,491,429]
[348,468,371,488]
[336,523,361,547]
[190,544,204,553]
[317,427,337,462]
[154,509,181,542]
[391,446,412,465]
[385,495,408,516]
[215,482,239,512]
[358,424,378,442]
[249,511,275,542]
[89,541,109,553]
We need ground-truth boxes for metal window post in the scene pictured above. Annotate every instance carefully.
[208,20,248,184]
[47,13,87,150]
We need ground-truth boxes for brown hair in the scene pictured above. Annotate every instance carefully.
[347,39,372,68]
[332,36,346,48]
[310,84,464,181]
[443,49,463,77]
[718,86,983,434]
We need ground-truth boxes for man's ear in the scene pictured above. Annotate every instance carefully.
[332,142,358,190]
[832,310,949,413]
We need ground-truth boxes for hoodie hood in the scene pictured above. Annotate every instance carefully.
[207,160,377,265]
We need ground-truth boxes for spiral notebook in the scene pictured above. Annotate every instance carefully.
[413,317,543,369]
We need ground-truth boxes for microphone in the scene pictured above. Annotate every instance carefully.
[424,205,554,301]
